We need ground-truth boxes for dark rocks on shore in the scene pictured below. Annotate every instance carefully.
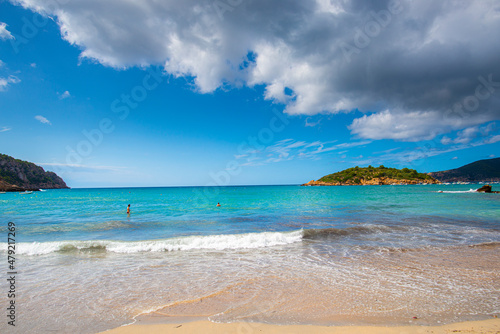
[477,185,492,193]
[476,184,500,193]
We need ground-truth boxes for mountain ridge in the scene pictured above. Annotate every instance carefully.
[429,157,500,183]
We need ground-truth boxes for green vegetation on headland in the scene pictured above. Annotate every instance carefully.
[0,153,69,192]
[302,165,440,186]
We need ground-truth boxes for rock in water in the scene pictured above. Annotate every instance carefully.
[476,185,492,193]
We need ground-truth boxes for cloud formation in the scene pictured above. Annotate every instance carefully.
[35,115,51,125]
[0,75,20,91]
[441,123,497,145]
[0,22,14,40]
[238,138,371,166]
[59,90,70,99]
[12,0,500,141]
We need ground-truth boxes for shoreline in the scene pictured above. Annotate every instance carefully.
[100,318,500,334]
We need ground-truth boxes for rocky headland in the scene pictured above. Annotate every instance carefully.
[0,153,69,192]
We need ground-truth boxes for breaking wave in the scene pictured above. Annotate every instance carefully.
[435,189,478,193]
[3,224,498,256]
[0,230,304,255]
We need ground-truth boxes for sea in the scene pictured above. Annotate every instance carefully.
[0,184,499,333]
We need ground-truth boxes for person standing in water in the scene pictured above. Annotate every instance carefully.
[127,204,131,214]
[216,202,221,207]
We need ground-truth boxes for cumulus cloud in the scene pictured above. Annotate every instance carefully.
[59,90,70,99]
[0,22,14,40]
[11,0,500,141]
[0,75,20,91]
[35,115,51,125]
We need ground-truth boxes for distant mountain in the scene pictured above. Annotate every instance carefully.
[302,165,440,186]
[0,154,69,192]
[429,157,500,183]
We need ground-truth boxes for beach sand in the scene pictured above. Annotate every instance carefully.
[101,318,500,334]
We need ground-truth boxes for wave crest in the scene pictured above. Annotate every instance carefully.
[0,230,304,255]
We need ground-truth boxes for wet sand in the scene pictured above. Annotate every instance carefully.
[101,318,500,334]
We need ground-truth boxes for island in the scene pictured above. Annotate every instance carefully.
[302,165,440,186]
[0,153,69,192]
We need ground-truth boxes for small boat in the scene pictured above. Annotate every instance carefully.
[20,191,33,194]
[0,191,6,194]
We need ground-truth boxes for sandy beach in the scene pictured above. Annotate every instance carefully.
[101,318,500,334]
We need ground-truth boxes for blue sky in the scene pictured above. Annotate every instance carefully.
[0,0,499,188]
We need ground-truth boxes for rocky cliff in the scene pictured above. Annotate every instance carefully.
[302,165,440,186]
[0,154,69,192]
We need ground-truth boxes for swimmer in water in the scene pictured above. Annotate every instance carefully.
[216,202,221,207]
[127,204,130,214]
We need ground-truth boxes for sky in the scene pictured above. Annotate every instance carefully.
[0,0,499,188]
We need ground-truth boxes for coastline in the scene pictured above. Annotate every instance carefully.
[100,318,500,334]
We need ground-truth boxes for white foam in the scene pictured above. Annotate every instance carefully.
[436,189,477,193]
[0,230,304,255]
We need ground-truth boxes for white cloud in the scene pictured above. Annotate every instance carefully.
[349,109,497,142]
[37,162,125,171]
[238,138,369,166]
[0,76,21,91]
[30,63,37,68]
[11,0,500,141]
[453,126,479,144]
[486,135,500,144]
[0,22,14,40]
[59,90,71,99]
[0,60,4,67]
[441,136,452,145]
[349,110,445,142]
[35,115,51,125]
[305,117,321,127]
[440,123,497,145]
[364,128,500,166]
[0,126,11,132]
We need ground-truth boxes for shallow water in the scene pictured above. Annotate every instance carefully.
[0,184,499,333]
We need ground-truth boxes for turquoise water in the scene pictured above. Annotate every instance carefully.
[2,184,499,244]
[0,184,499,333]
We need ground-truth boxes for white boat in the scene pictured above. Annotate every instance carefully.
[0,191,6,194]
[20,191,33,194]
